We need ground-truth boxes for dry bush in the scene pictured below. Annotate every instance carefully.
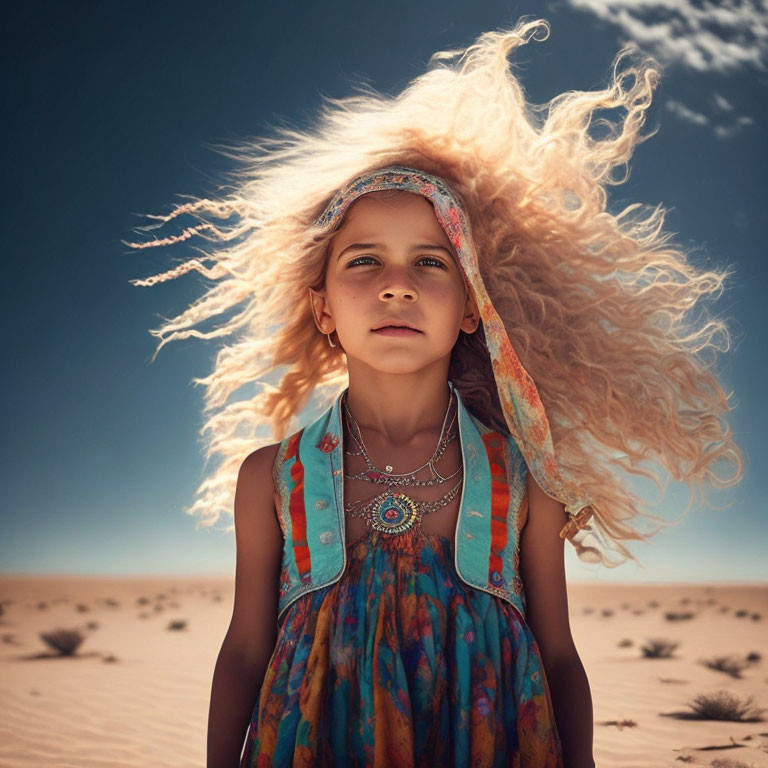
[734,609,748,618]
[700,655,750,679]
[75,603,89,613]
[601,608,614,618]
[664,611,695,621]
[686,690,765,722]
[601,719,637,730]
[746,651,762,663]
[167,619,187,631]
[641,638,679,658]
[617,638,633,648]
[136,596,150,605]
[39,628,84,656]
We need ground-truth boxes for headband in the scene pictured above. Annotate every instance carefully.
[316,165,596,546]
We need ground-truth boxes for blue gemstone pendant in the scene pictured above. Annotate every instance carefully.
[369,491,419,535]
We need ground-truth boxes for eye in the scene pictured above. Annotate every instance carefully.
[418,256,448,269]
[347,255,378,267]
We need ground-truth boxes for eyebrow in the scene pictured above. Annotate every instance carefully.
[336,242,454,260]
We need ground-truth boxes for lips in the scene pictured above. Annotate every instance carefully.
[371,320,421,332]
[371,325,422,336]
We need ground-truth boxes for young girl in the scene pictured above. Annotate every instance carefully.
[128,18,744,768]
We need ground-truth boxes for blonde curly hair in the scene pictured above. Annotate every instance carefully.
[126,17,744,568]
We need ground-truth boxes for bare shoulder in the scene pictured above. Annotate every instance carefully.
[224,443,284,662]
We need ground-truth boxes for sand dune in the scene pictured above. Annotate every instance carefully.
[0,576,765,767]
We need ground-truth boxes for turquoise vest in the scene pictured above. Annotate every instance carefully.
[272,381,530,624]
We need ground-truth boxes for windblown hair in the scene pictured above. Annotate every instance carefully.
[126,17,744,567]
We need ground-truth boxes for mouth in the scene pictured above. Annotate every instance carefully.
[371,325,423,335]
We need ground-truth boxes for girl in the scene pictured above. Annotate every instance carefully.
[128,18,744,768]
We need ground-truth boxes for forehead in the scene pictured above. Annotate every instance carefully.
[333,191,451,245]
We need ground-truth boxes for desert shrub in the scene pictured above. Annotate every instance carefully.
[686,690,765,722]
[750,613,761,621]
[617,638,633,648]
[601,719,637,729]
[85,621,99,631]
[665,611,695,621]
[39,628,84,656]
[641,638,679,658]
[137,596,150,605]
[700,655,750,679]
[601,608,614,617]
[734,609,748,618]
[167,619,187,631]
[746,651,762,663]
[75,603,89,613]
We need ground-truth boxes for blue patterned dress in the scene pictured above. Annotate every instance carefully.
[240,526,563,767]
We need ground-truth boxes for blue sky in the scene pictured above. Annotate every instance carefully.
[2,1,766,582]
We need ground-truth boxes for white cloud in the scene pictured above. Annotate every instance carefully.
[665,98,709,124]
[567,0,768,74]
[712,93,735,111]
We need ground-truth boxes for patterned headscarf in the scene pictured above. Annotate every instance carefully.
[316,165,596,545]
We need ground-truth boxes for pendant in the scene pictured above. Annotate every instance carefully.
[368,491,419,535]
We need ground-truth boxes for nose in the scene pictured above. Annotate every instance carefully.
[378,285,418,301]
[379,287,418,301]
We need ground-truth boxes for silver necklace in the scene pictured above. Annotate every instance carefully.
[342,391,463,535]
[342,390,460,486]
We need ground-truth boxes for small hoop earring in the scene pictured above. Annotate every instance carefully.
[326,332,337,348]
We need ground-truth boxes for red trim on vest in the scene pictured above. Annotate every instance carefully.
[285,432,311,585]
[482,432,510,588]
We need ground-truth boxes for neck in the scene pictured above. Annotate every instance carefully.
[343,364,453,447]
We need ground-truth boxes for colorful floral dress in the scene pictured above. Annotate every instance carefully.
[240,527,563,767]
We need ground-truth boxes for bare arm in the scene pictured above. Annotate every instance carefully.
[207,443,283,768]
[519,471,595,768]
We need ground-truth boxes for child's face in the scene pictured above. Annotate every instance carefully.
[309,191,479,376]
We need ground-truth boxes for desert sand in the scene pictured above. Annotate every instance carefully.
[0,576,765,767]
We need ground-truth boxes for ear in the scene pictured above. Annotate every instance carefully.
[460,291,480,334]
[307,286,335,335]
